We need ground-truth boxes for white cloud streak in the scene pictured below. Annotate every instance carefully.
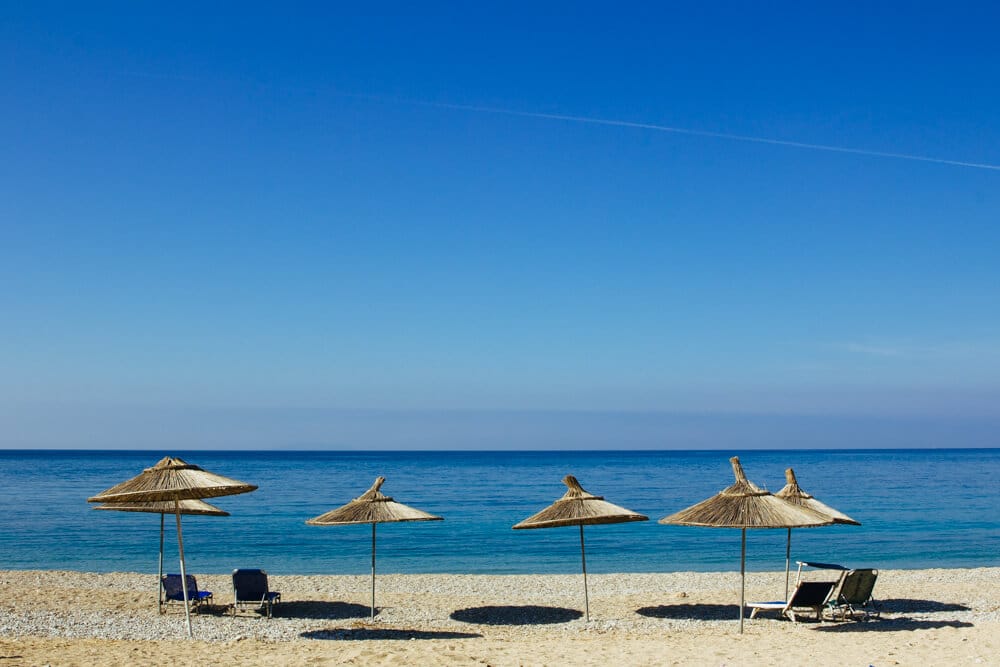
[836,340,1000,359]
[417,101,1000,172]
[119,70,1000,172]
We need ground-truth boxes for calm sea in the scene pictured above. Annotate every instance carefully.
[0,449,997,575]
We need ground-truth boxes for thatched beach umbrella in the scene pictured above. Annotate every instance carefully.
[659,457,831,633]
[87,457,257,637]
[776,467,860,599]
[94,499,229,611]
[513,475,648,621]
[306,476,443,621]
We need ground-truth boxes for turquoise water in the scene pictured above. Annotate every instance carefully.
[0,449,997,575]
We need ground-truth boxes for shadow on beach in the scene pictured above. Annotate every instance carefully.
[877,598,972,613]
[635,604,736,620]
[167,604,231,617]
[451,605,583,625]
[177,600,372,620]
[269,600,373,620]
[301,628,482,641]
[814,618,974,632]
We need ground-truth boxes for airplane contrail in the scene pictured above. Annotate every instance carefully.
[414,100,1000,172]
[119,70,1000,171]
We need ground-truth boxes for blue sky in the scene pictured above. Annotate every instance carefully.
[2,2,998,448]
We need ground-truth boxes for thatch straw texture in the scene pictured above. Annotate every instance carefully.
[87,457,257,503]
[513,476,648,529]
[775,468,860,525]
[306,477,443,525]
[659,457,831,529]
[93,499,229,516]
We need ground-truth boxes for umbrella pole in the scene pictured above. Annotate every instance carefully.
[371,522,377,622]
[785,528,792,601]
[739,528,746,634]
[579,524,589,622]
[158,513,165,612]
[174,499,193,638]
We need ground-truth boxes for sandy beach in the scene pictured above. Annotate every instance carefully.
[1,567,997,666]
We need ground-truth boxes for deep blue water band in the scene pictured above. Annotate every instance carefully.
[1,449,997,575]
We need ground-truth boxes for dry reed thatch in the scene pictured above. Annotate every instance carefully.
[306,476,443,525]
[93,499,229,516]
[659,458,832,529]
[513,475,648,529]
[776,468,860,525]
[87,456,257,503]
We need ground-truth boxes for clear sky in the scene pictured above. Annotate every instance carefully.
[2,2,998,449]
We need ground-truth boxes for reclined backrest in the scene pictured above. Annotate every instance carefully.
[233,568,269,601]
[790,580,836,606]
[838,569,878,604]
[162,574,199,599]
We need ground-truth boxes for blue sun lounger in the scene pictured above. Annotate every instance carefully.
[232,568,281,618]
[160,574,213,613]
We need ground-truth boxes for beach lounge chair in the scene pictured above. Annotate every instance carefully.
[232,568,281,618]
[746,580,838,622]
[160,574,213,613]
[828,568,880,620]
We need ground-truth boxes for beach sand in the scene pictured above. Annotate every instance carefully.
[1,568,997,666]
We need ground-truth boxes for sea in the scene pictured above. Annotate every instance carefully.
[0,449,997,576]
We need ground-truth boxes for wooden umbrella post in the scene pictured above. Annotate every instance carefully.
[785,527,792,601]
[739,528,746,635]
[158,513,165,612]
[174,499,193,638]
[371,522,377,621]
[580,524,589,622]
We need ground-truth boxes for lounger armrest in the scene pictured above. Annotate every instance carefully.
[796,561,847,571]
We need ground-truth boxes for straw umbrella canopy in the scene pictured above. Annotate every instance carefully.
[775,467,860,598]
[513,475,648,621]
[659,457,832,633]
[94,499,229,611]
[87,457,257,637]
[306,476,443,621]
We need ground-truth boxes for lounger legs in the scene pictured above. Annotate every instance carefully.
[784,606,824,622]
[230,598,275,618]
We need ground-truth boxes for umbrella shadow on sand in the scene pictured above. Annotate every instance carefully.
[636,603,737,620]
[171,604,235,617]
[813,618,974,632]
[877,599,972,613]
[271,601,373,620]
[301,628,482,641]
[451,605,584,625]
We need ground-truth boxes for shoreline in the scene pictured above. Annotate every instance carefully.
[1,567,998,665]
